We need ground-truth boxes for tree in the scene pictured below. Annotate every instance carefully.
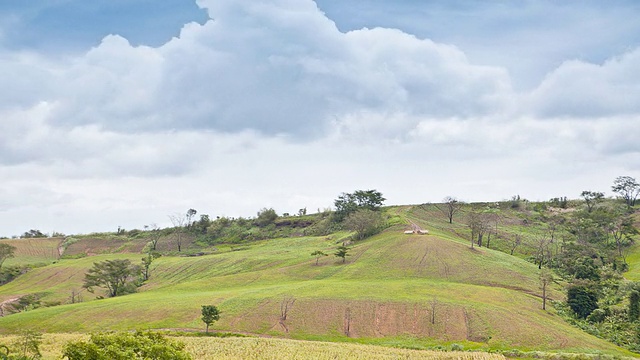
[533,235,551,269]
[310,250,328,265]
[334,190,385,222]
[580,190,604,213]
[141,251,161,282]
[201,305,220,333]
[62,331,192,360]
[83,259,141,297]
[436,196,464,224]
[567,285,598,319]
[168,213,187,252]
[20,229,46,238]
[612,176,640,207]
[343,208,385,240]
[540,269,553,310]
[611,212,638,262]
[334,245,350,263]
[144,223,163,251]
[0,243,16,270]
[506,234,522,255]
[255,208,278,227]
[465,210,490,248]
[193,214,211,234]
[186,209,198,229]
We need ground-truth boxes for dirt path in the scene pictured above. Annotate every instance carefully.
[0,297,20,317]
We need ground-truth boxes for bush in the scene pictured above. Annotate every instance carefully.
[255,208,278,227]
[568,285,599,319]
[62,331,192,360]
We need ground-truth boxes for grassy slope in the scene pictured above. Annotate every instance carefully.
[0,237,62,266]
[0,207,633,356]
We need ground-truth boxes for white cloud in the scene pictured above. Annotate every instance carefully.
[526,49,640,118]
[0,0,639,236]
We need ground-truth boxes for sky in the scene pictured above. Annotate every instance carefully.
[1,0,640,237]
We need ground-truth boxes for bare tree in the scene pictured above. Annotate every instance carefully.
[69,288,85,304]
[429,297,438,325]
[146,223,162,251]
[279,296,296,333]
[466,210,490,248]
[533,236,551,269]
[436,196,464,224]
[168,213,187,252]
[506,234,522,255]
[540,269,553,310]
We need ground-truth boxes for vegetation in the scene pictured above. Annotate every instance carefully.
[612,175,640,207]
[0,330,43,360]
[2,183,640,356]
[83,259,141,297]
[62,331,191,360]
[0,244,16,270]
[201,305,220,333]
[334,244,350,263]
[333,190,385,222]
[310,250,328,265]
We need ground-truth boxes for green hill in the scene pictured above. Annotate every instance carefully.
[0,204,636,357]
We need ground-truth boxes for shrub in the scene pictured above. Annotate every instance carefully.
[62,331,192,360]
[568,285,599,319]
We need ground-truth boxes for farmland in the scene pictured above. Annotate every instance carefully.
[0,200,638,358]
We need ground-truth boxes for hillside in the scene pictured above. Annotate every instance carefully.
[1,203,636,358]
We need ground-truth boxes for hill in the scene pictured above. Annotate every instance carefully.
[0,201,638,358]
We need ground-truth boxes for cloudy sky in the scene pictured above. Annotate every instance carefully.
[1,0,640,237]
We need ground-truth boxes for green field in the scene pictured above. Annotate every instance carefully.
[0,205,636,358]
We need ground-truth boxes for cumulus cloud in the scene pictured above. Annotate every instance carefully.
[1,0,516,138]
[526,49,640,118]
[0,0,639,236]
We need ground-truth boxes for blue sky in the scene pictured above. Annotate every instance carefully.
[1,0,639,236]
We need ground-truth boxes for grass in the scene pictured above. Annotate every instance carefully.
[0,205,636,357]
[0,333,510,360]
[0,237,62,266]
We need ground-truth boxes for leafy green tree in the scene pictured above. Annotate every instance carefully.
[344,209,385,240]
[62,331,191,360]
[20,230,46,239]
[334,245,350,264]
[255,208,278,227]
[580,190,605,213]
[83,259,141,297]
[612,176,640,207]
[310,250,328,265]
[567,285,599,319]
[0,244,16,270]
[141,252,161,282]
[333,190,385,222]
[201,305,221,333]
[186,208,198,229]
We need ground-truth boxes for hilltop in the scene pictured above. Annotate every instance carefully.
[0,193,639,358]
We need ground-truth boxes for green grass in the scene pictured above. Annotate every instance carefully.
[0,206,635,357]
[1,237,62,266]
